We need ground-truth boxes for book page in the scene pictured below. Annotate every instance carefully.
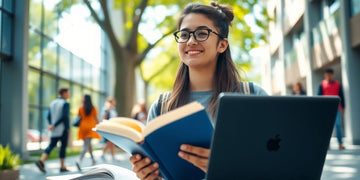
[69,164,138,180]
[142,102,204,137]
[95,118,144,142]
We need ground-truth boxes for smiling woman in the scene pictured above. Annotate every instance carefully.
[129,2,267,180]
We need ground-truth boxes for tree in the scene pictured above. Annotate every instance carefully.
[56,0,269,116]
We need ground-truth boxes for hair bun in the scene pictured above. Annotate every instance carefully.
[210,1,234,26]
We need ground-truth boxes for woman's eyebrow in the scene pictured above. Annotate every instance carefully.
[180,26,210,31]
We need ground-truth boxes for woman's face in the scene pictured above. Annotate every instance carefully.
[177,13,228,69]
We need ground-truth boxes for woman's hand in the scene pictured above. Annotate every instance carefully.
[178,144,210,172]
[130,154,160,180]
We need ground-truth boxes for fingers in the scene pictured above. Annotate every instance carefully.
[178,144,209,172]
[180,144,210,158]
[129,154,142,164]
[130,154,160,180]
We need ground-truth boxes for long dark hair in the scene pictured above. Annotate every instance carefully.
[166,2,241,117]
[84,94,93,116]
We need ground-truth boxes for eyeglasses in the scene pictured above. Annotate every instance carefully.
[173,29,224,43]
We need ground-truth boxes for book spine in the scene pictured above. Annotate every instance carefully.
[141,141,174,180]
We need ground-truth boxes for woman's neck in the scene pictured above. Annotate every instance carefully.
[188,68,215,91]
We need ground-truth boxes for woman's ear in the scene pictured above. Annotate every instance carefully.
[217,38,229,53]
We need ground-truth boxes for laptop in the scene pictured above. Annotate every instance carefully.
[206,93,340,180]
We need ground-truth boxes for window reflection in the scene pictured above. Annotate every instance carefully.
[28,29,41,68]
[43,38,58,74]
[29,0,42,30]
[72,56,83,83]
[43,1,59,37]
[28,69,41,105]
[42,75,57,105]
[59,47,71,79]
[1,12,12,55]
[352,0,360,16]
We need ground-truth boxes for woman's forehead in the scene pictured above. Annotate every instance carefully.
[180,13,215,30]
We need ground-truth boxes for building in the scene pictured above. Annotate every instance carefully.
[265,0,360,144]
[0,0,114,156]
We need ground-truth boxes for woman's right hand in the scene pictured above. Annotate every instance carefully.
[130,154,160,180]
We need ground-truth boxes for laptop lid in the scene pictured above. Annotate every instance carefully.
[206,93,340,180]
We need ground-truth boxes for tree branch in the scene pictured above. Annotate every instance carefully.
[144,57,176,82]
[91,0,123,58]
[126,0,148,51]
[98,0,111,28]
[83,0,104,27]
[135,28,176,66]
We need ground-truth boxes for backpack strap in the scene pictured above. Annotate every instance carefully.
[156,91,171,116]
[240,82,254,95]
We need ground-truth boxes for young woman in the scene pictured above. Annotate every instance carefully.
[76,94,101,171]
[130,2,267,179]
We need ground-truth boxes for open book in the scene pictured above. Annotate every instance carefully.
[94,102,214,180]
[46,164,138,180]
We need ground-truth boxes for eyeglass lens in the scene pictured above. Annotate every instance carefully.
[176,29,210,43]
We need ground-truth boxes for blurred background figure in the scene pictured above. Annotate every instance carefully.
[131,100,148,124]
[35,87,70,173]
[100,97,118,162]
[76,94,101,171]
[318,68,346,150]
[292,81,306,95]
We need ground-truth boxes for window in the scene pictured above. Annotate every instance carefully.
[27,0,107,151]
[351,0,360,16]
[42,75,57,105]
[59,47,71,79]
[28,69,41,106]
[28,29,41,68]
[323,0,340,18]
[0,0,14,60]
[42,38,58,74]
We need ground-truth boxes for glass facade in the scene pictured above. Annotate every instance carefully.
[27,0,107,151]
[352,0,360,16]
[0,0,14,131]
[0,0,13,59]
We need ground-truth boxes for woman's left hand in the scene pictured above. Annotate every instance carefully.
[178,144,210,172]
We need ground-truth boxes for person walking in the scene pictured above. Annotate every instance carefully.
[35,87,71,173]
[75,94,101,171]
[318,68,346,150]
[100,97,118,161]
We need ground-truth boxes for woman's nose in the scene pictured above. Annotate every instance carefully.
[187,34,198,45]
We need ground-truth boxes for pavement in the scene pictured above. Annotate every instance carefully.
[19,138,360,180]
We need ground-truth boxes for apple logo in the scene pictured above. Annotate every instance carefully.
[267,134,281,152]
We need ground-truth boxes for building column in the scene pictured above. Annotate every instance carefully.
[0,0,29,156]
[339,0,360,145]
[304,0,322,95]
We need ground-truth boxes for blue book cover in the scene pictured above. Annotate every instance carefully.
[95,102,214,180]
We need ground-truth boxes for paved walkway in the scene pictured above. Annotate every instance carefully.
[20,138,360,179]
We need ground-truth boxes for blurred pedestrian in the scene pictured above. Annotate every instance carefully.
[75,94,101,171]
[292,81,306,95]
[100,97,118,161]
[317,68,346,150]
[131,100,148,124]
[35,87,71,173]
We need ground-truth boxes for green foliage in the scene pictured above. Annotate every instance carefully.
[0,144,21,171]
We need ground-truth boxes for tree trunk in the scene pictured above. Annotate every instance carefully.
[113,50,136,117]
[144,81,149,105]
